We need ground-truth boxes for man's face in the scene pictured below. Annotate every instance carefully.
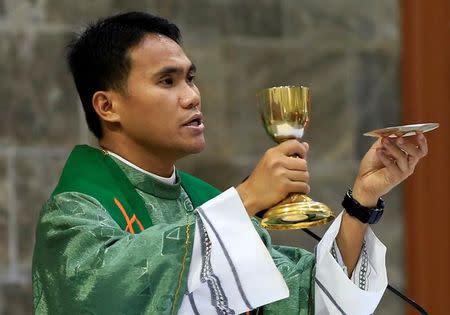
[114,34,205,160]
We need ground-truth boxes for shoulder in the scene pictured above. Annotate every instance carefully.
[46,191,103,210]
[177,170,222,207]
[177,170,220,192]
[37,192,120,236]
[38,191,111,224]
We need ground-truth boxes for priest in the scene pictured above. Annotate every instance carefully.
[32,11,429,315]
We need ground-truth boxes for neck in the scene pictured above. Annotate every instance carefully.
[99,135,176,177]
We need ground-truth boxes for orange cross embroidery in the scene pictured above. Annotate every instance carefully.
[114,198,144,234]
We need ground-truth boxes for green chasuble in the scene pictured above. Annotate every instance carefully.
[32,145,315,315]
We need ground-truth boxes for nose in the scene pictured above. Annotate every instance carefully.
[179,84,201,110]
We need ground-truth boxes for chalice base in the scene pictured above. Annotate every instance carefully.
[261,194,335,230]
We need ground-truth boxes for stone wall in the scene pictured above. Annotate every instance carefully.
[0,0,403,313]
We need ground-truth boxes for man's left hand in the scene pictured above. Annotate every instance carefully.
[352,133,428,206]
[337,133,428,275]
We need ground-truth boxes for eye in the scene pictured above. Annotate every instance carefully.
[187,73,196,85]
[160,77,174,86]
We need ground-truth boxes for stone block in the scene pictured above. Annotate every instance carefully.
[153,0,281,38]
[219,0,282,37]
[0,157,7,273]
[15,152,68,268]
[221,35,359,161]
[0,0,45,27]
[0,283,32,315]
[377,290,405,315]
[153,0,223,38]
[0,32,79,146]
[44,0,161,25]
[372,187,404,282]
[45,0,281,38]
[0,0,5,17]
[182,41,228,157]
[352,46,400,158]
[282,0,399,40]
[45,0,109,25]
[110,0,162,17]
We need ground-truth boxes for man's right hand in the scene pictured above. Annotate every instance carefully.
[236,140,310,217]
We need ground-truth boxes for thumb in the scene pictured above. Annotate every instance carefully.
[303,142,309,159]
[303,142,309,152]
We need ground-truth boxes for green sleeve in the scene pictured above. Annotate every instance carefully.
[250,218,315,315]
[32,192,194,315]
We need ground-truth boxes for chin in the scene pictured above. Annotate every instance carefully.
[190,143,206,154]
[184,140,206,155]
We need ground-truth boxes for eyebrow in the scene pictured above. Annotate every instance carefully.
[153,63,197,77]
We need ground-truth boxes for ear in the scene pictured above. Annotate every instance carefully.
[92,91,121,123]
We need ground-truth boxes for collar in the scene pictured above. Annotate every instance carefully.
[106,150,181,199]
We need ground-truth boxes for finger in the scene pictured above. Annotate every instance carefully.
[285,181,310,195]
[282,155,308,171]
[395,137,421,170]
[406,154,419,171]
[407,133,428,170]
[377,147,403,178]
[396,137,423,158]
[303,142,309,159]
[277,139,308,158]
[382,138,409,172]
[370,137,383,150]
[285,169,310,183]
[416,133,428,157]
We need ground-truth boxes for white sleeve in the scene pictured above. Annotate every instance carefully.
[315,211,388,315]
[178,188,289,315]
[331,238,372,290]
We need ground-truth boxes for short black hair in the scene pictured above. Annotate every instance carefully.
[67,11,181,138]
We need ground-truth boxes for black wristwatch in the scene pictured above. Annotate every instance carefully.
[342,189,385,224]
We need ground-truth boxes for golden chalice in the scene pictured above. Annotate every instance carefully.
[256,85,335,230]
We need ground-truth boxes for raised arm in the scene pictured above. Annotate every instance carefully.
[337,133,428,275]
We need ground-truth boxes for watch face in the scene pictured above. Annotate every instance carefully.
[367,209,383,224]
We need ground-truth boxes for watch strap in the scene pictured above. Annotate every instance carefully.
[342,189,384,224]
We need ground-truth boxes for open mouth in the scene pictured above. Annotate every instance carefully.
[183,114,203,127]
[184,117,202,126]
